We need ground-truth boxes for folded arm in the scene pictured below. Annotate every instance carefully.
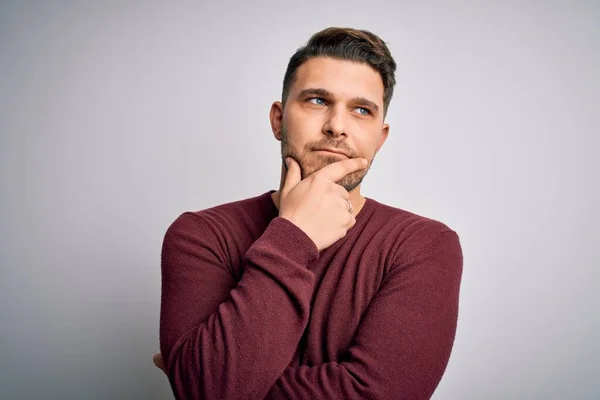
[265,230,463,400]
[160,212,319,400]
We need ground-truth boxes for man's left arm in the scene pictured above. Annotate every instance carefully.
[264,230,464,400]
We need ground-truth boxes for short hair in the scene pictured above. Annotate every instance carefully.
[282,27,397,116]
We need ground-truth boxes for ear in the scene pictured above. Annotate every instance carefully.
[270,101,284,141]
[375,123,390,153]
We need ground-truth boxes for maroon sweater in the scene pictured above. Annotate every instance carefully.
[159,190,463,400]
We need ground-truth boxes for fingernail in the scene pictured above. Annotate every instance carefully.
[362,159,368,166]
[285,157,291,167]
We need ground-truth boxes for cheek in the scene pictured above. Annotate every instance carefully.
[284,121,321,151]
[287,106,324,132]
[354,134,381,159]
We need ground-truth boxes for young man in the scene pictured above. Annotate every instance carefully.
[153,27,463,399]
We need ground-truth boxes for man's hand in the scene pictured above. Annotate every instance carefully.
[153,352,166,374]
[278,157,368,252]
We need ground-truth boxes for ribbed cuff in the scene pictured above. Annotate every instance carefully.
[254,217,319,266]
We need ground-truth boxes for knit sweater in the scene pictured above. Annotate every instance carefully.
[159,190,463,400]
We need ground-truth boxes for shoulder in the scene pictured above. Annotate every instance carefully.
[367,197,457,237]
[365,198,461,266]
[163,191,275,246]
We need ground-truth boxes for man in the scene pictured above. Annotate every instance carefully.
[153,27,463,400]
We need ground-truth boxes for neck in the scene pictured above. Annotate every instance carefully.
[271,161,366,217]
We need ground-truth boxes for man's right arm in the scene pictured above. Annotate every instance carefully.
[160,156,368,399]
[159,211,319,400]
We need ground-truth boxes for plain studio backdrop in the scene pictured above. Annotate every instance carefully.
[1,1,598,399]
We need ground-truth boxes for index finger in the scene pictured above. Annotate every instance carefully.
[313,157,368,182]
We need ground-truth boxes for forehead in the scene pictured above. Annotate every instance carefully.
[291,57,384,106]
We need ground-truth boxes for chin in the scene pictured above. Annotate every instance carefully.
[340,177,363,192]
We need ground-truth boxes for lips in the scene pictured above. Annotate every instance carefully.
[314,148,349,158]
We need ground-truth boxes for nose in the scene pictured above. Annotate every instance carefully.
[322,105,348,138]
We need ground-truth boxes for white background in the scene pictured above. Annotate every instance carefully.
[1,1,598,399]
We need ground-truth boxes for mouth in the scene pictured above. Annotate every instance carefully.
[314,148,349,158]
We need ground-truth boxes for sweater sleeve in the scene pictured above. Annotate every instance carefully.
[264,230,463,400]
[159,212,319,400]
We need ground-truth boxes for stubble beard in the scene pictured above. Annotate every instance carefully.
[280,127,371,192]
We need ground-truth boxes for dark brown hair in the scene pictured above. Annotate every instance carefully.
[282,27,397,116]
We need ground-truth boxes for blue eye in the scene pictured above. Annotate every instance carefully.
[309,97,327,106]
[356,107,371,116]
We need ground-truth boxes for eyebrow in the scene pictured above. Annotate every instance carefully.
[297,87,380,114]
[352,97,380,114]
[298,88,333,99]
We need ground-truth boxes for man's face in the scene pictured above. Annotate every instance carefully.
[272,56,389,192]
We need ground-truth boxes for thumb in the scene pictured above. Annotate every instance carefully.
[282,157,301,195]
[153,353,165,372]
